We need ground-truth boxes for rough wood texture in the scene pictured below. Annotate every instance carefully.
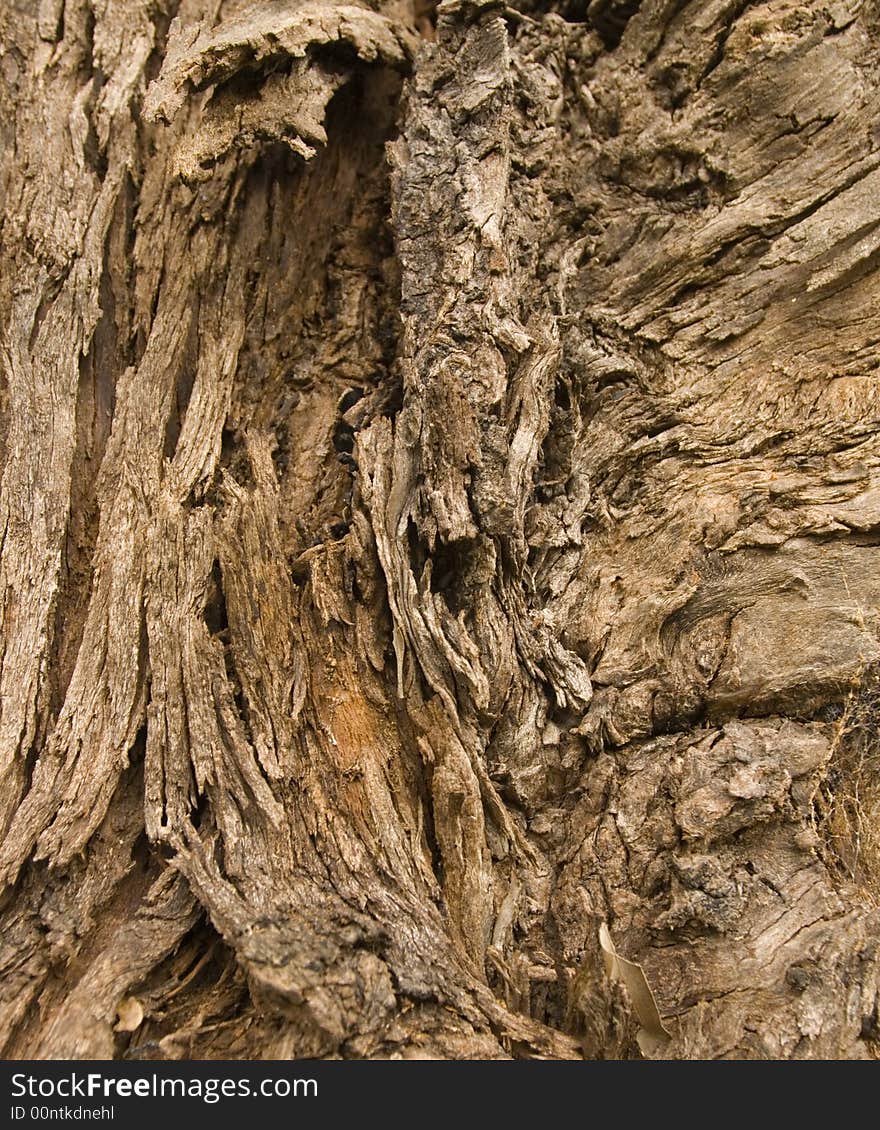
[0,0,878,1059]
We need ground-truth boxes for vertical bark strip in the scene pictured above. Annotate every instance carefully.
[0,0,878,1059]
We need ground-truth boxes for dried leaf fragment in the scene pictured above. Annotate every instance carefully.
[599,923,671,1057]
[114,996,145,1033]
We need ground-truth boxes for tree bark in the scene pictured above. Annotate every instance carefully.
[1,0,878,1060]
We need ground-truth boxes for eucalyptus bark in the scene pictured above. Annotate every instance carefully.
[1,0,878,1060]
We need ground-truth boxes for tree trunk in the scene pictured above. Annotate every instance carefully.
[1,0,878,1060]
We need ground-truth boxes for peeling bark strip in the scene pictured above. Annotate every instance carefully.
[0,0,878,1060]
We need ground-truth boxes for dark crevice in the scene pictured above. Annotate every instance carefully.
[191,787,210,833]
[697,0,755,89]
[213,63,404,554]
[339,386,365,414]
[333,417,356,455]
[218,427,253,489]
[123,921,250,1061]
[76,4,96,86]
[585,0,642,49]
[407,518,429,582]
[205,559,258,770]
[144,0,183,86]
[50,187,128,717]
[82,76,109,180]
[429,540,466,613]
[28,272,68,352]
[162,295,200,461]
[203,560,229,640]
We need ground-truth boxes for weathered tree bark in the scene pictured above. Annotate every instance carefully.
[1,0,878,1060]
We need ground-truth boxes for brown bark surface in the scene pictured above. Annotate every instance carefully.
[1,0,879,1059]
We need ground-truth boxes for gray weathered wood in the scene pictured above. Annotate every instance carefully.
[0,0,877,1059]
